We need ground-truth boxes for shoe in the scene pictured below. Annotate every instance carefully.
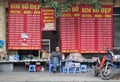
[56,66,60,72]
[53,69,56,73]
[53,70,55,73]
[57,64,60,68]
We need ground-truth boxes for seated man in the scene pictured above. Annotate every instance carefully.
[50,46,62,73]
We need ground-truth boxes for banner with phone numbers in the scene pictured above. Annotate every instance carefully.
[60,5,113,53]
[8,1,42,50]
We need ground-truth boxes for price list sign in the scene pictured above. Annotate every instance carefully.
[80,5,97,53]
[60,5,113,53]
[95,6,113,53]
[60,11,72,53]
[8,2,42,50]
[60,5,79,53]
[71,5,81,52]
[41,8,56,31]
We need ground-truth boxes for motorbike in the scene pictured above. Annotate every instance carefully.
[94,49,115,80]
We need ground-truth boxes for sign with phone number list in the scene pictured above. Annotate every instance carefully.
[60,5,113,53]
[8,1,42,50]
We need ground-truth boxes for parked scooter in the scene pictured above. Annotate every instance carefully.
[94,49,115,80]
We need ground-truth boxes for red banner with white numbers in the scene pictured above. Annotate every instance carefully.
[60,5,113,53]
[8,2,42,50]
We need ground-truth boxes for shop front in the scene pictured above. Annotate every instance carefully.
[0,0,120,72]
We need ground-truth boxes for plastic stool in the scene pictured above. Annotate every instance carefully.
[29,65,36,72]
[25,62,30,70]
[74,63,81,73]
[74,67,81,73]
[36,65,41,72]
[63,67,75,74]
[80,65,88,73]
[36,62,41,72]
[63,61,75,74]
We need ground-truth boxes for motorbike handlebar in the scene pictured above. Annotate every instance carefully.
[106,49,114,56]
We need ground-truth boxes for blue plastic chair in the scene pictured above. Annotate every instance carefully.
[49,58,62,73]
[29,65,36,72]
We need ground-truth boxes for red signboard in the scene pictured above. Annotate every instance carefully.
[41,8,56,31]
[60,5,113,53]
[60,5,79,53]
[8,2,42,50]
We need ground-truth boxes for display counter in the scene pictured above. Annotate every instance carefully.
[0,59,49,72]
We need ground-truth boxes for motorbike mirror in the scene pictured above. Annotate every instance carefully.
[106,49,114,56]
[110,51,114,56]
[106,49,110,53]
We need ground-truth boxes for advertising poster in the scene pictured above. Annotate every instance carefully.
[41,8,56,31]
[60,5,113,53]
[8,2,42,50]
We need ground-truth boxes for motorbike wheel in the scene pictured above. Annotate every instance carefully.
[94,63,99,76]
[100,66,114,80]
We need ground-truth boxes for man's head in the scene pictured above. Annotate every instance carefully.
[55,46,60,52]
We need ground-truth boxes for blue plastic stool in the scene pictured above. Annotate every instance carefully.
[63,61,75,74]
[63,66,75,73]
[73,63,81,73]
[80,64,88,73]
[29,65,36,72]
[74,67,81,73]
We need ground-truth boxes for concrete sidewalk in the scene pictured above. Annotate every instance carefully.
[0,69,120,82]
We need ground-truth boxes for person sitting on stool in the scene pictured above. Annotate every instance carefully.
[50,46,62,73]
